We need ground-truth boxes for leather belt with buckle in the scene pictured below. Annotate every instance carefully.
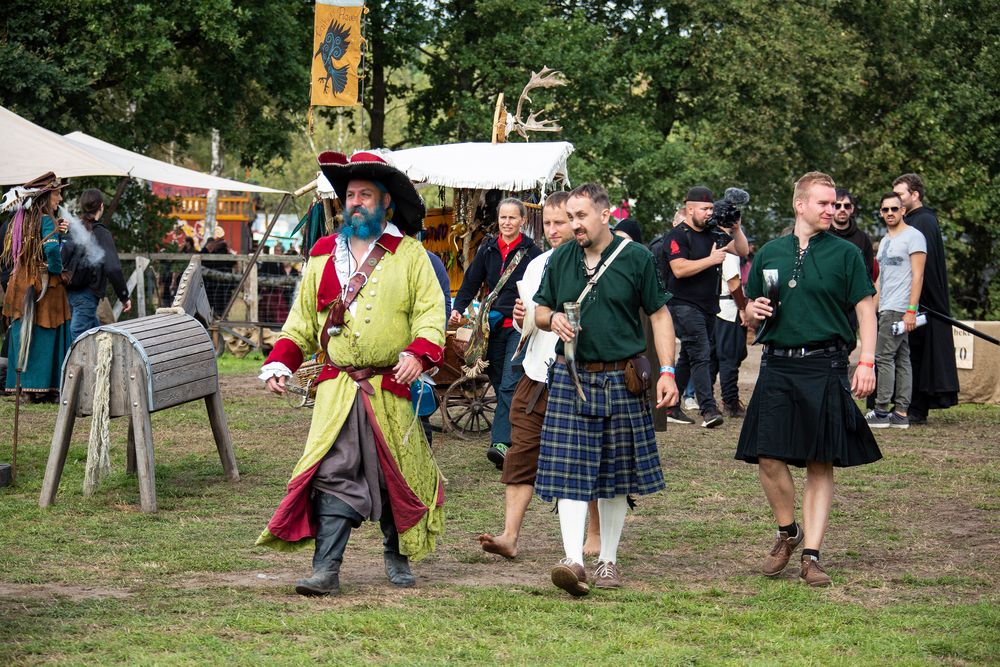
[763,341,845,358]
[555,355,628,372]
[325,362,395,394]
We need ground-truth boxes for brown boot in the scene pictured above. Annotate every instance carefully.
[762,529,804,576]
[799,556,832,587]
[551,558,589,597]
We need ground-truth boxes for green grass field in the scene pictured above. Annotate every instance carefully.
[1,355,997,665]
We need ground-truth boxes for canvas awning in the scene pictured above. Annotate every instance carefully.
[64,132,287,194]
[381,141,573,191]
[0,105,126,184]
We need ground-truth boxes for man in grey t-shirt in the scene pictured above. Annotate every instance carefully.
[867,192,927,429]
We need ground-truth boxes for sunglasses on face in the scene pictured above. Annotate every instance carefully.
[881,206,900,213]
[833,203,854,210]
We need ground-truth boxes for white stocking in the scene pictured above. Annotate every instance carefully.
[597,496,628,564]
[557,498,589,565]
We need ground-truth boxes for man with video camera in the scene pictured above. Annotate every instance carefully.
[657,186,749,427]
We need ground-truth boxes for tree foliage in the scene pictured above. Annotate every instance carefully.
[407,0,998,317]
[2,1,996,317]
[1,0,312,163]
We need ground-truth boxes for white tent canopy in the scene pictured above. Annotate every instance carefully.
[64,132,287,194]
[381,141,573,191]
[0,105,126,183]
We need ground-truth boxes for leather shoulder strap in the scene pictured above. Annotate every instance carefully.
[320,244,389,352]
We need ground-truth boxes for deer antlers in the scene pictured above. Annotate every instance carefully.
[510,67,567,139]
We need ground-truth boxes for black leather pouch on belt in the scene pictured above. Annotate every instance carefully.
[624,355,651,396]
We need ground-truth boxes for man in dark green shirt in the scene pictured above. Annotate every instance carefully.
[532,182,679,596]
[737,171,880,587]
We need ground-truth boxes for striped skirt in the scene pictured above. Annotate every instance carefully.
[534,361,665,502]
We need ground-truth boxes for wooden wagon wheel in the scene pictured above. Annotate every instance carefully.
[441,374,496,438]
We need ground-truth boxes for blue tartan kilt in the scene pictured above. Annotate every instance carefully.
[534,361,665,502]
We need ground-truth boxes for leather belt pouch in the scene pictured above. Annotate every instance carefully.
[624,355,651,396]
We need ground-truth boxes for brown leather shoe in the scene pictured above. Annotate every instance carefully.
[593,560,622,589]
[799,556,832,587]
[762,529,804,576]
[551,558,590,597]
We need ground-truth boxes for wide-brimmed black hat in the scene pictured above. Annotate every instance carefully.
[317,151,425,235]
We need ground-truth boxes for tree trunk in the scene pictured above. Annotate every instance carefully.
[366,6,386,148]
[203,128,223,242]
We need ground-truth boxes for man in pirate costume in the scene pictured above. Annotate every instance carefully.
[2,172,72,400]
[258,151,446,596]
[533,183,679,595]
[737,171,881,587]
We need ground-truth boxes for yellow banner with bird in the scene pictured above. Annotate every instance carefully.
[310,0,365,107]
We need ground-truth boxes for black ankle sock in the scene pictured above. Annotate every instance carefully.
[779,522,798,538]
[802,548,819,561]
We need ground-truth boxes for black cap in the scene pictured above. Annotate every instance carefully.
[614,218,644,245]
[685,186,714,203]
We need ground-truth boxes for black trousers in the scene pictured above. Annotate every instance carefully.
[713,316,747,404]
[670,303,718,414]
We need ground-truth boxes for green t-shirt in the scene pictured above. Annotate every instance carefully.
[534,235,670,362]
[748,232,875,348]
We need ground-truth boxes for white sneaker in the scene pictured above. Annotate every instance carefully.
[683,396,699,411]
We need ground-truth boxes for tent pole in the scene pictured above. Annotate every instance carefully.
[218,192,291,322]
[103,176,130,222]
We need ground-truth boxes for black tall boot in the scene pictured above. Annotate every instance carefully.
[295,493,361,596]
[379,495,416,588]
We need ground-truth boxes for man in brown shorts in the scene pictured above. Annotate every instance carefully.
[478,192,581,559]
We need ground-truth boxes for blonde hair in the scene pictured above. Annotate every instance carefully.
[793,171,836,207]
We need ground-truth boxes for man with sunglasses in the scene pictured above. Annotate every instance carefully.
[830,189,875,281]
[866,193,926,429]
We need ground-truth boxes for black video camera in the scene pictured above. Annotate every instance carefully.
[706,187,750,248]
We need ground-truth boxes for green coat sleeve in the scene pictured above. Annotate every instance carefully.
[278,254,322,358]
[405,239,446,348]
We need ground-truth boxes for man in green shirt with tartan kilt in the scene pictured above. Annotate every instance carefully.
[738,171,881,587]
[533,182,680,596]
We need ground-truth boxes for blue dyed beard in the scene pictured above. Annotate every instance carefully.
[341,203,385,240]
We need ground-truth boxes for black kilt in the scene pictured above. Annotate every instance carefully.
[735,351,882,468]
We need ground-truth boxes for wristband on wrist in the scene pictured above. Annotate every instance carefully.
[858,360,874,368]
[548,311,557,328]
[907,305,919,312]
[660,365,675,376]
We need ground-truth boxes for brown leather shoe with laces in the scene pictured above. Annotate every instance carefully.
[551,558,589,597]
[799,556,832,587]
[593,560,621,589]
[762,529,804,576]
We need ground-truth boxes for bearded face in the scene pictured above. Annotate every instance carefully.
[341,201,385,240]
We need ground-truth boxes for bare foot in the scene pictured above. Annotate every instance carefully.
[583,535,601,558]
[479,532,518,560]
